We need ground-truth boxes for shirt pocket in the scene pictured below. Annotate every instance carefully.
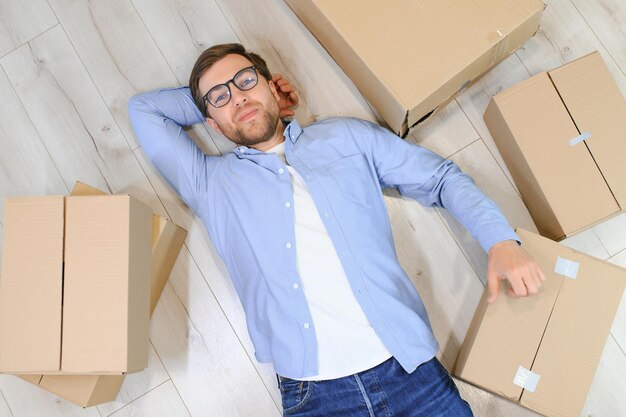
[280,379,314,414]
[323,153,376,207]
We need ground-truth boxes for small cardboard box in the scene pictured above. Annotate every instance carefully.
[15,182,187,407]
[454,228,626,417]
[0,193,152,375]
[484,51,626,241]
[285,0,544,137]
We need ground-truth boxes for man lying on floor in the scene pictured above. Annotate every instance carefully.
[129,42,545,417]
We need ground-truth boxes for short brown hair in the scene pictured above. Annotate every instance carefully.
[189,43,272,118]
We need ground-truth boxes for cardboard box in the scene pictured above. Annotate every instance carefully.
[484,51,626,241]
[285,0,544,137]
[16,182,187,407]
[0,194,152,375]
[454,228,626,417]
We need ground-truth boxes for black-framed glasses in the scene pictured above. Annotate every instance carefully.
[202,65,259,115]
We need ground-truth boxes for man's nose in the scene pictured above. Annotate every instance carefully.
[230,87,248,107]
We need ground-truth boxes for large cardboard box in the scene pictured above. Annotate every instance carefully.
[454,228,626,417]
[0,194,152,375]
[15,182,187,407]
[285,0,544,137]
[484,51,626,241]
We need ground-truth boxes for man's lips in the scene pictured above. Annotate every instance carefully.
[238,108,258,122]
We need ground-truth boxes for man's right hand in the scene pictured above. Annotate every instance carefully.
[272,74,299,118]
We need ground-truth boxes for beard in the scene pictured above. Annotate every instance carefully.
[219,99,281,148]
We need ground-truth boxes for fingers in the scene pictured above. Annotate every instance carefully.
[486,266,500,304]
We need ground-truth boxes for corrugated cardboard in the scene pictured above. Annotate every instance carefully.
[285,0,544,137]
[0,195,152,374]
[0,197,64,372]
[484,51,626,240]
[17,182,187,407]
[454,228,626,417]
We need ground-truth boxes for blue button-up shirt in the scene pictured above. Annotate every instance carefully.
[128,87,519,379]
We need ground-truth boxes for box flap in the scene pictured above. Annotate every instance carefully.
[487,72,619,238]
[548,51,626,209]
[61,195,151,373]
[39,374,123,407]
[0,196,64,373]
[453,228,563,400]
[518,229,626,417]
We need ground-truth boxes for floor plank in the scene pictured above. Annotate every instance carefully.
[560,227,611,260]
[0,391,13,417]
[48,0,222,154]
[517,0,626,95]
[107,380,190,417]
[0,25,167,218]
[149,253,280,417]
[571,0,626,77]
[0,0,57,58]
[593,213,626,257]
[0,65,68,218]
[96,342,170,417]
[0,375,101,417]
[580,335,626,417]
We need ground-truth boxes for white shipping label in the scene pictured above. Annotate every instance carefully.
[554,256,580,279]
[513,366,541,392]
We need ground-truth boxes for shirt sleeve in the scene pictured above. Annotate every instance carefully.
[128,87,218,212]
[353,118,520,253]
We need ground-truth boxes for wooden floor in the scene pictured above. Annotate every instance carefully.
[0,0,625,416]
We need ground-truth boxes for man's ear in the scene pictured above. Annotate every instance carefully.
[268,80,280,103]
[206,117,223,135]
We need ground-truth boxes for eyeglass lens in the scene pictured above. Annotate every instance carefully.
[207,67,258,108]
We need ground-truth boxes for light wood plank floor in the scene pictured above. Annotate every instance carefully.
[1,1,625,416]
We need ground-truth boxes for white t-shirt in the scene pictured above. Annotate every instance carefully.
[268,141,391,381]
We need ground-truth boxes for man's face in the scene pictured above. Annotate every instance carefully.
[199,54,281,148]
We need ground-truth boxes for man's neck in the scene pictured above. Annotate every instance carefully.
[250,121,286,152]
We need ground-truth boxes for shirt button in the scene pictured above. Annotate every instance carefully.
[278,168,285,174]
[303,323,310,329]
[285,202,291,208]
[293,283,299,289]
[324,212,329,217]
[286,242,292,249]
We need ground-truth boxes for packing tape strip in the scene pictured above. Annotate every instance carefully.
[554,256,580,279]
[569,131,591,146]
[513,366,541,392]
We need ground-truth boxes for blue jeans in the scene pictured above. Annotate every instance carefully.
[277,356,474,416]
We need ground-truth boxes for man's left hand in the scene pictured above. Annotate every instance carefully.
[272,74,299,118]
[486,240,546,304]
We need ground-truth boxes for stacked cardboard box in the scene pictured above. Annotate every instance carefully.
[286,0,545,137]
[484,51,626,240]
[455,228,626,417]
[0,193,152,375]
[0,182,187,407]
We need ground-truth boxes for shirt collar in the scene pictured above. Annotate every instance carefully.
[284,119,303,144]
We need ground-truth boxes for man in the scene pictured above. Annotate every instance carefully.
[129,43,545,417]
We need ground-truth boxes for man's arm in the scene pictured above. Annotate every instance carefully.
[128,87,217,212]
[353,119,544,302]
